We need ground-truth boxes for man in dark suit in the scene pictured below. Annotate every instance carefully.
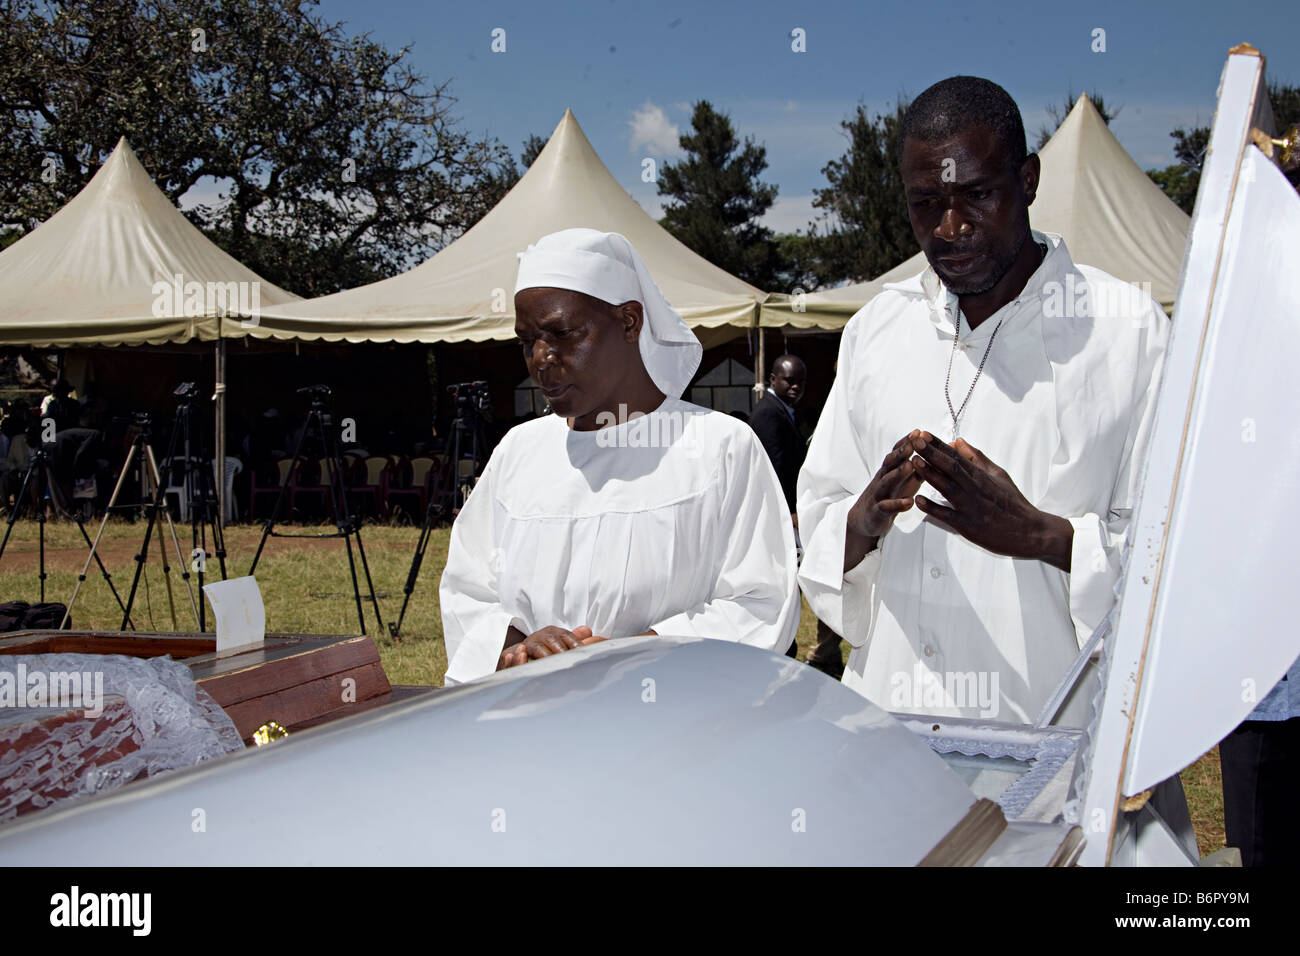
[750,354,847,677]
[751,355,805,660]
[749,354,806,516]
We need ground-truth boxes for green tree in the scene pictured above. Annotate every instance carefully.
[773,232,823,293]
[1146,82,1299,214]
[0,0,518,296]
[808,101,914,284]
[1036,90,1119,149]
[483,134,548,198]
[521,134,547,168]
[1146,162,1200,214]
[1171,126,1212,169]
[1146,127,1210,214]
[657,101,783,290]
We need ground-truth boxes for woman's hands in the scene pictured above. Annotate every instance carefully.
[496,625,606,671]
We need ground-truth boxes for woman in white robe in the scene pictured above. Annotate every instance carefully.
[439,229,799,684]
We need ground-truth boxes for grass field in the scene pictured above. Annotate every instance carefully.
[0,515,1225,855]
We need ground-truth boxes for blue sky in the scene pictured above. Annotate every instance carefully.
[227,0,1300,232]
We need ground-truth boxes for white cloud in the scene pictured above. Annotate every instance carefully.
[760,194,818,234]
[629,102,684,157]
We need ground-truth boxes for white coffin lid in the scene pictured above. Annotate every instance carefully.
[1080,45,1299,864]
[0,637,992,865]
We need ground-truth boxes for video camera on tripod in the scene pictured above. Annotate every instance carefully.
[295,385,336,437]
[246,383,383,636]
[385,380,493,639]
[108,411,153,429]
[62,381,228,633]
[445,381,491,488]
[447,380,492,420]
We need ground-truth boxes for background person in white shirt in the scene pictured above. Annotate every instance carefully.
[440,229,800,684]
[797,76,1168,724]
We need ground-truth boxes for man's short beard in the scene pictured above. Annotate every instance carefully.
[941,226,1029,296]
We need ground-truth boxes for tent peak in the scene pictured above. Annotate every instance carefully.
[1063,93,1106,125]
[101,136,140,171]
[548,107,584,141]
[0,124,298,345]
[252,98,764,337]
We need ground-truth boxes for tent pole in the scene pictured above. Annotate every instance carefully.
[214,326,226,531]
[753,325,766,404]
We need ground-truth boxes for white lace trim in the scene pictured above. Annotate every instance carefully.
[923,730,1080,819]
[0,653,243,823]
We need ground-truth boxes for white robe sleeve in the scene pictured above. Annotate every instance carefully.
[649,425,800,653]
[438,451,520,685]
[1064,306,1170,646]
[796,316,882,647]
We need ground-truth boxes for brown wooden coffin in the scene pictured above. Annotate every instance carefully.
[0,630,435,819]
[0,630,433,742]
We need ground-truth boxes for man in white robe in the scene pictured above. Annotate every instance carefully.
[440,229,800,684]
[797,77,1168,725]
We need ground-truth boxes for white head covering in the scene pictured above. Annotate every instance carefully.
[514,228,702,399]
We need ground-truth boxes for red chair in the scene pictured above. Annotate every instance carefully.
[438,454,480,516]
[248,457,295,520]
[387,455,436,519]
[290,456,340,520]
[410,456,437,506]
[351,455,390,520]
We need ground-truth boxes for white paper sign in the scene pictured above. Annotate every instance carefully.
[203,576,266,651]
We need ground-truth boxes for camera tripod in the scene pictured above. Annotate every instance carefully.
[0,444,128,614]
[388,381,489,639]
[63,395,212,632]
[248,385,383,636]
[160,384,229,629]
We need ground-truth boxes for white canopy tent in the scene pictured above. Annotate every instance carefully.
[252,109,765,347]
[0,137,298,347]
[764,94,1191,328]
[0,137,299,521]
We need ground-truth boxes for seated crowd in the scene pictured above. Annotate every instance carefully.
[0,383,456,524]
